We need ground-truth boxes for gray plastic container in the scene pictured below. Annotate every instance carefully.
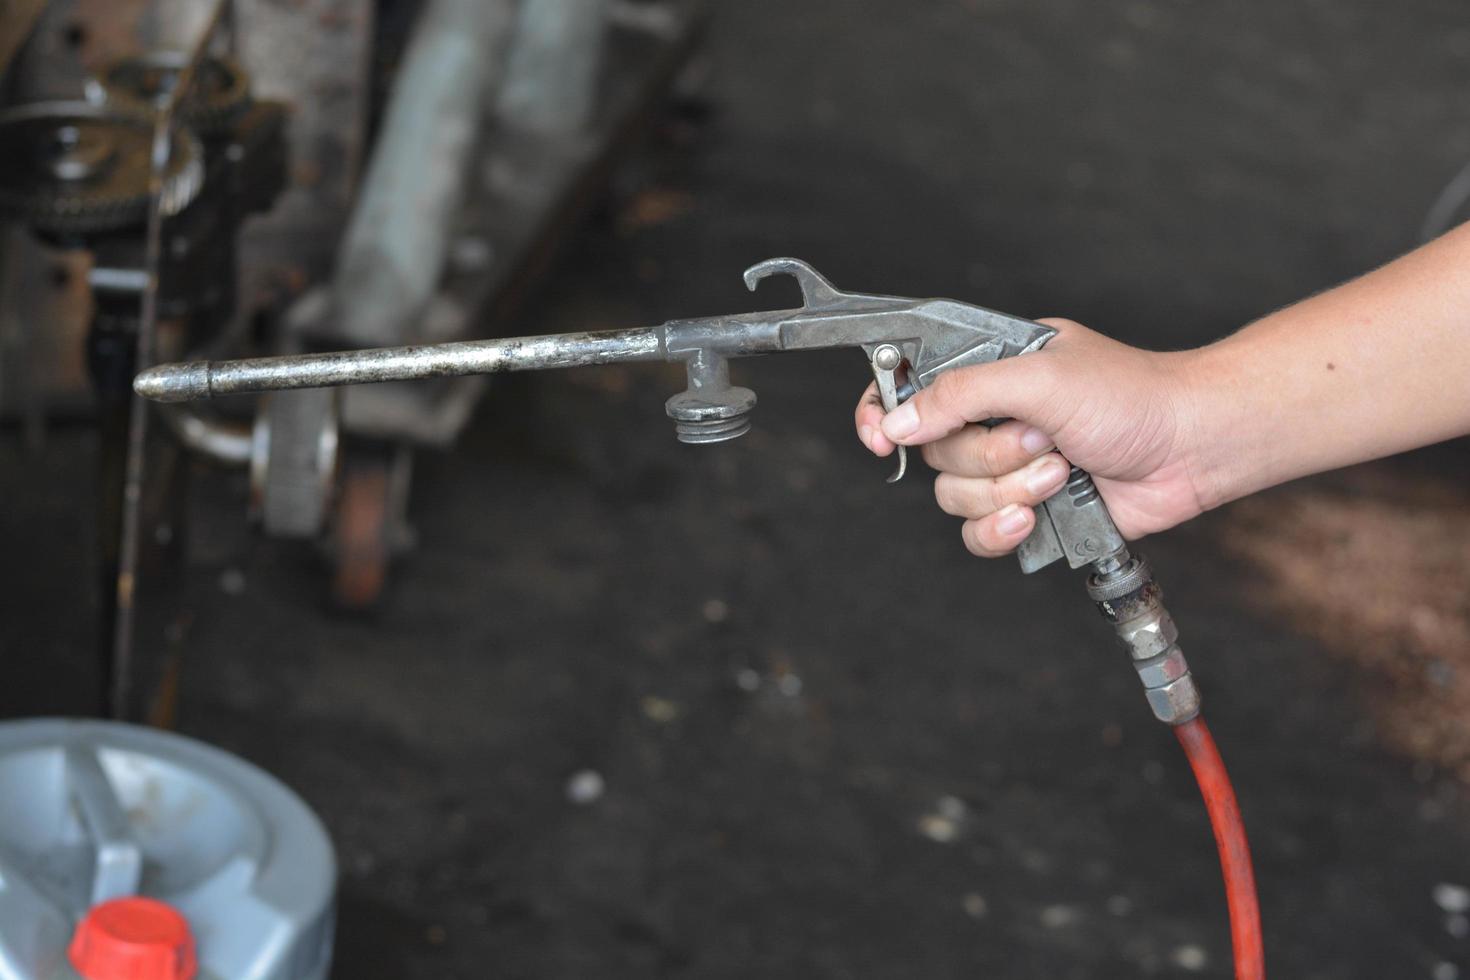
[0,719,335,980]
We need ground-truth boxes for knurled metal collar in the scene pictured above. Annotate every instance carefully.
[1086,557,1154,602]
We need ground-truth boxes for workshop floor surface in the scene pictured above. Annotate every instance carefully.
[6,1,1470,977]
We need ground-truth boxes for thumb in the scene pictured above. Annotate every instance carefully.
[878,349,1064,446]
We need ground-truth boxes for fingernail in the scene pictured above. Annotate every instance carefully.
[881,402,919,439]
[859,425,873,450]
[1020,426,1053,455]
[1024,456,1068,495]
[996,504,1030,535]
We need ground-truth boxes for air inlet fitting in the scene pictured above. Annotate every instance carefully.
[1086,555,1201,726]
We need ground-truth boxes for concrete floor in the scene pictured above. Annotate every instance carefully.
[6,0,1470,977]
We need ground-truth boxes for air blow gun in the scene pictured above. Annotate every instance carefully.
[135,258,1265,978]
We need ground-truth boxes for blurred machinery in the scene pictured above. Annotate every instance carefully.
[277,0,708,608]
[0,7,291,717]
[0,0,707,717]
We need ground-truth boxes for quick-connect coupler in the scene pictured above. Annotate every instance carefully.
[1086,554,1200,726]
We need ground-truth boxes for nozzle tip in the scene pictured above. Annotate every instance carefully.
[134,361,211,402]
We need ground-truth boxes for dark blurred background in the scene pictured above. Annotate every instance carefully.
[4,1,1470,977]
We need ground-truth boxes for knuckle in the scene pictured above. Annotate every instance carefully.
[933,475,959,515]
[977,431,1009,475]
[925,369,970,423]
[974,480,1001,514]
[935,474,997,518]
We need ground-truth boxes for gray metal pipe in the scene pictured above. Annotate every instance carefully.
[135,327,665,401]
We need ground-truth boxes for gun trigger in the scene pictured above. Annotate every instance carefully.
[890,446,908,483]
[870,344,907,484]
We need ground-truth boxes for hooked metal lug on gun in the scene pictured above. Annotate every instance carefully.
[134,256,1111,573]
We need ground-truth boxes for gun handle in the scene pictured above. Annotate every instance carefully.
[1017,466,1125,573]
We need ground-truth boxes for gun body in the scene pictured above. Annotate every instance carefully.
[136,258,1123,573]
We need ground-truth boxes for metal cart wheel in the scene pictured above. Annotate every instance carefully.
[329,443,413,610]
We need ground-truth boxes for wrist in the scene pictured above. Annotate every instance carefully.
[1168,340,1257,513]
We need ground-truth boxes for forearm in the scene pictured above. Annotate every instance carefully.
[1184,223,1470,509]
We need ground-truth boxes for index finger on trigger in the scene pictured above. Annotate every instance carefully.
[854,381,895,456]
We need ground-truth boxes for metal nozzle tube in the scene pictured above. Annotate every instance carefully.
[133,327,666,402]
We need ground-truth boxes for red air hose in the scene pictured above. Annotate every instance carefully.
[1174,716,1265,980]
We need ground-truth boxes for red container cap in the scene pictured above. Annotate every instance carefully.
[68,897,198,980]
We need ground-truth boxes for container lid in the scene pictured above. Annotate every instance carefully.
[0,719,336,980]
[68,897,197,980]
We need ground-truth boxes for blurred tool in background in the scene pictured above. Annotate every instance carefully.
[0,0,708,721]
[0,2,703,973]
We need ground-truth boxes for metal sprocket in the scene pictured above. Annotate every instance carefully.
[90,52,254,138]
[0,101,204,237]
